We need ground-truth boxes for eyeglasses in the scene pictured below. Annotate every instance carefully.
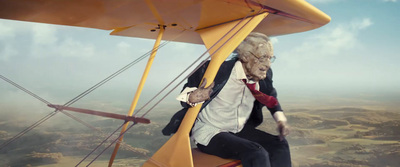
[249,51,276,63]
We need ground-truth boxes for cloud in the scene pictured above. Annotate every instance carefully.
[29,37,96,58]
[270,37,279,44]
[282,18,373,61]
[0,20,100,60]
[306,0,341,4]
[0,21,16,39]
[0,21,17,61]
[28,26,98,58]
[351,18,373,30]
[383,0,397,2]
[115,41,133,57]
[57,38,96,57]
[117,41,131,50]
[0,45,18,61]
[32,24,58,45]
[274,18,375,91]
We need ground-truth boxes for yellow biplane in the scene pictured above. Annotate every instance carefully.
[0,0,330,166]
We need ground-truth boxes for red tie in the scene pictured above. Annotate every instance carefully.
[243,80,278,108]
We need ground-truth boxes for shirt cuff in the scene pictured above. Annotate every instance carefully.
[273,111,287,123]
[176,87,204,107]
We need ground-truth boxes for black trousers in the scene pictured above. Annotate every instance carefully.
[197,125,291,167]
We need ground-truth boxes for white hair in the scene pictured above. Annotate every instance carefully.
[235,32,273,60]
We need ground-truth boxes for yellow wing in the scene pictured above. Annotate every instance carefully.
[0,0,330,44]
[0,1,331,166]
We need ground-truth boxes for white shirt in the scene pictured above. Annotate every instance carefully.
[177,61,286,146]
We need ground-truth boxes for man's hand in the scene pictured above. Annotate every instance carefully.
[188,78,214,104]
[277,121,290,141]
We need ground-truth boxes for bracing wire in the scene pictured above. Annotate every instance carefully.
[62,39,172,107]
[0,28,189,164]
[0,8,264,164]
[79,12,263,163]
[0,110,58,150]
[135,9,264,118]
[0,74,57,150]
[85,122,137,167]
[0,74,52,105]
[133,9,258,117]
[79,11,262,164]
[0,74,142,152]
[60,111,100,131]
[75,122,127,167]
[0,29,184,151]
[82,11,262,163]
[0,75,105,150]
[73,30,191,165]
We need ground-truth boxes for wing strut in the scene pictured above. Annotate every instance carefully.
[47,104,150,124]
[108,25,165,167]
[142,12,269,167]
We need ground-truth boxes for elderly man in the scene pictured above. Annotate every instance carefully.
[163,32,291,167]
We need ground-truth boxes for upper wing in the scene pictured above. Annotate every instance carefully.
[0,0,330,44]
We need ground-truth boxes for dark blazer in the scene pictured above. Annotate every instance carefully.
[162,58,282,135]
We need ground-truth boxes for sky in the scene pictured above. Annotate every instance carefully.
[0,0,399,116]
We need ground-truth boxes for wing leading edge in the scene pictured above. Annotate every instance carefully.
[0,0,330,44]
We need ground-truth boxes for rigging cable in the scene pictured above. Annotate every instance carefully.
[78,11,263,164]
[0,74,57,150]
[75,121,127,167]
[0,7,263,163]
[0,32,177,150]
[0,75,52,105]
[74,29,191,166]
[72,9,265,165]
[82,9,262,164]
[0,110,57,150]
[60,111,146,156]
[61,39,172,107]
[0,77,135,153]
[132,9,258,117]
[134,9,264,118]
[85,122,137,167]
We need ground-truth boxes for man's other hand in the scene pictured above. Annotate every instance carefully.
[188,78,214,104]
[277,121,290,141]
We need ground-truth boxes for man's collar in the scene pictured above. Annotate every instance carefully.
[234,61,256,84]
[234,61,247,80]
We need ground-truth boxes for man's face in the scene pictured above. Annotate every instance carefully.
[242,44,273,82]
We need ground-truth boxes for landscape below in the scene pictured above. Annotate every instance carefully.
[1,97,399,167]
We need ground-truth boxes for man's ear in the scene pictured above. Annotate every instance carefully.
[240,55,249,63]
